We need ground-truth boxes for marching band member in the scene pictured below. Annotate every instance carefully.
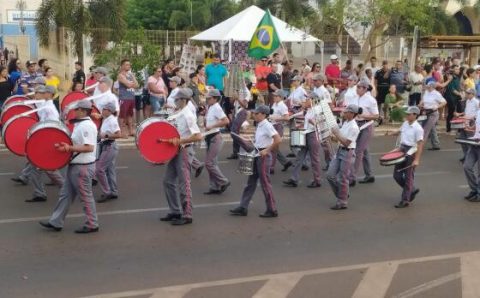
[160,88,202,225]
[203,89,231,195]
[270,89,292,173]
[389,106,424,208]
[454,88,479,161]
[164,76,181,114]
[25,85,64,202]
[283,92,322,188]
[39,100,99,233]
[419,81,446,151]
[95,101,121,203]
[328,104,360,210]
[349,79,379,185]
[341,75,359,107]
[227,84,251,160]
[463,108,480,202]
[286,75,307,159]
[92,77,120,114]
[230,105,281,217]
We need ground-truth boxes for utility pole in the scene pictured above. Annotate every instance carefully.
[16,0,26,35]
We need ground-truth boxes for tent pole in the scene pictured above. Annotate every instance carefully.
[221,41,225,60]
[228,39,233,62]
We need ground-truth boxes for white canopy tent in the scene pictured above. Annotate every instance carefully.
[190,5,323,65]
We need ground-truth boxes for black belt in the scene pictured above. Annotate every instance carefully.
[339,147,354,151]
[101,140,115,146]
[205,132,220,140]
[70,161,95,165]
[258,148,267,151]
[356,120,368,125]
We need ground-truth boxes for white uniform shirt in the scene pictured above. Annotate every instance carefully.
[94,90,120,113]
[288,86,307,107]
[235,85,251,115]
[254,119,278,148]
[304,108,316,131]
[464,97,480,119]
[355,92,378,121]
[473,110,480,139]
[343,86,358,106]
[100,114,120,137]
[36,100,59,121]
[166,87,179,113]
[175,106,200,139]
[271,101,289,124]
[313,85,332,103]
[205,102,227,133]
[339,119,360,149]
[400,120,424,146]
[71,118,98,164]
[422,89,446,110]
[187,101,197,119]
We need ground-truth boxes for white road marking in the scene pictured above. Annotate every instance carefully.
[0,172,14,176]
[252,273,303,298]
[459,185,469,189]
[0,202,238,225]
[81,251,480,298]
[374,171,449,179]
[393,272,461,298]
[352,262,398,298]
[116,166,128,169]
[149,288,190,298]
[371,149,461,155]
[461,252,480,298]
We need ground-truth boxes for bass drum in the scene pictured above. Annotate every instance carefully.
[136,118,180,164]
[2,114,39,156]
[0,102,38,126]
[2,95,29,109]
[26,121,73,171]
[60,91,89,111]
[62,101,102,132]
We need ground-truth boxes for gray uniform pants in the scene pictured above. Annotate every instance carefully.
[290,132,322,184]
[393,146,416,202]
[350,124,374,181]
[422,111,440,148]
[231,109,248,155]
[458,129,474,157]
[163,147,193,218]
[240,154,277,212]
[49,164,98,229]
[31,167,64,198]
[327,148,355,207]
[271,123,289,170]
[205,133,229,191]
[18,162,35,183]
[464,145,480,194]
[189,146,204,171]
[95,142,119,196]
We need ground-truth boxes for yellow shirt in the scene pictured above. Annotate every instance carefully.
[45,76,60,99]
[464,78,475,90]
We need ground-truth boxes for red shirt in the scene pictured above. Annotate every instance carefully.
[325,64,341,79]
[255,65,271,91]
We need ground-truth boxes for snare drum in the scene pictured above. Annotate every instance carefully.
[237,152,257,175]
[25,121,73,171]
[135,118,180,164]
[450,118,465,130]
[290,129,306,147]
[2,95,28,109]
[379,150,406,166]
[2,114,39,156]
[60,91,88,111]
[62,101,102,132]
[0,102,39,126]
[153,110,171,119]
[455,138,480,147]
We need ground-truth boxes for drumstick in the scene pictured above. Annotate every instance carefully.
[396,164,415,172]
[84,82,99,92]
[23,99,46,105]
[359,120,374,131]
[230,132,251,143]
[18,105,48,117]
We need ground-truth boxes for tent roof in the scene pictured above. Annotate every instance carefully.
[190,5,320,43]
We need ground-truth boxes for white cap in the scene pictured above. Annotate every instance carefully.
[330,54,338,60]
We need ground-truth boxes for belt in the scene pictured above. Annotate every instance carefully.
[356,120,368,125]
[205,132,220,140]
[339,147,354,151]
[101,140,115,146]
[70,161,95,165]
[258,148,267,151]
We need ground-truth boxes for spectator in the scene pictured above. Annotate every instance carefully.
[366,56,379,75]
[408,64,424,106]
[384,84,403,123]
[73,61,86,87]
[282,60,294,96]
[325,54,341,83]
[0,65,13,107]
[272,53,283,75]
[388,60,408,104]
[92,66,108,95]
[305,62,321,88]
[205,54,228,92]
[85,66,97,91]
[117,59,139,137]
[19,60,43,95]
[340,60,354,80]
[147,65,168,114]
[196,64,207,94]
[444,65,463,132]
[464,68,475,90]
[3,47,9,63]
[374,60,390,120]
[188,72,201,107]
[162,58,175,93]
[266,63,281,106]
[38,59,49,74]
[44,67,61,110]
[7,58,22,94]
[254,56,271,100]
[71,81,84,92]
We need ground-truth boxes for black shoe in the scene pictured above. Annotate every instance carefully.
[301,165,309,171]
[229,207,248,216]
[307,181,321,188]
[219,181,231,193]
[395,201,410,208]
[286,153,296,158]
[322,165,329,171]
[428,147,441,151]
[460,157,465,163]
[226,154,239,160]
[204,189,221,195]
[171,218,193,225]
[468,196,480,202]
[259,210,278,218]
[270,169,275,175]
[39,221,62,231]
[464,191,478,200]
[281,161,293,172]
[358,176,375,184]
[349,180,356,187]
[25,196,47,203]
[409,188,420,202]
[330,205,347,210]
[45,182,56,186]
[74,226,99,234]
[11,177,27,185]
[110,194,118,199]
[97,194,115,203]
[195,165,204,178]
[283,179,298,187]
[92,179,98,186]
[160,213,182,221]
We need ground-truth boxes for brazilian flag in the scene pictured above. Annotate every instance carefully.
[247,9,280,59]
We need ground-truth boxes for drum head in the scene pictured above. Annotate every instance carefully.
[3,95,28,108]
[2,115,38,156]
[0,104,38,126]
[61,91,88,111]
[64,105,102,132]
[136,119,180,164]
[380,151,405,161]
[26,125,73,170]
[451,118,464,124]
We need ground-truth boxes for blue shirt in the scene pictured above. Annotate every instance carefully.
[8,71,22,94]
[205,63,227,91]
[19,71,43,94]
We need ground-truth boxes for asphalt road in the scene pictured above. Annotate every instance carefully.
[1,134,480,298]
